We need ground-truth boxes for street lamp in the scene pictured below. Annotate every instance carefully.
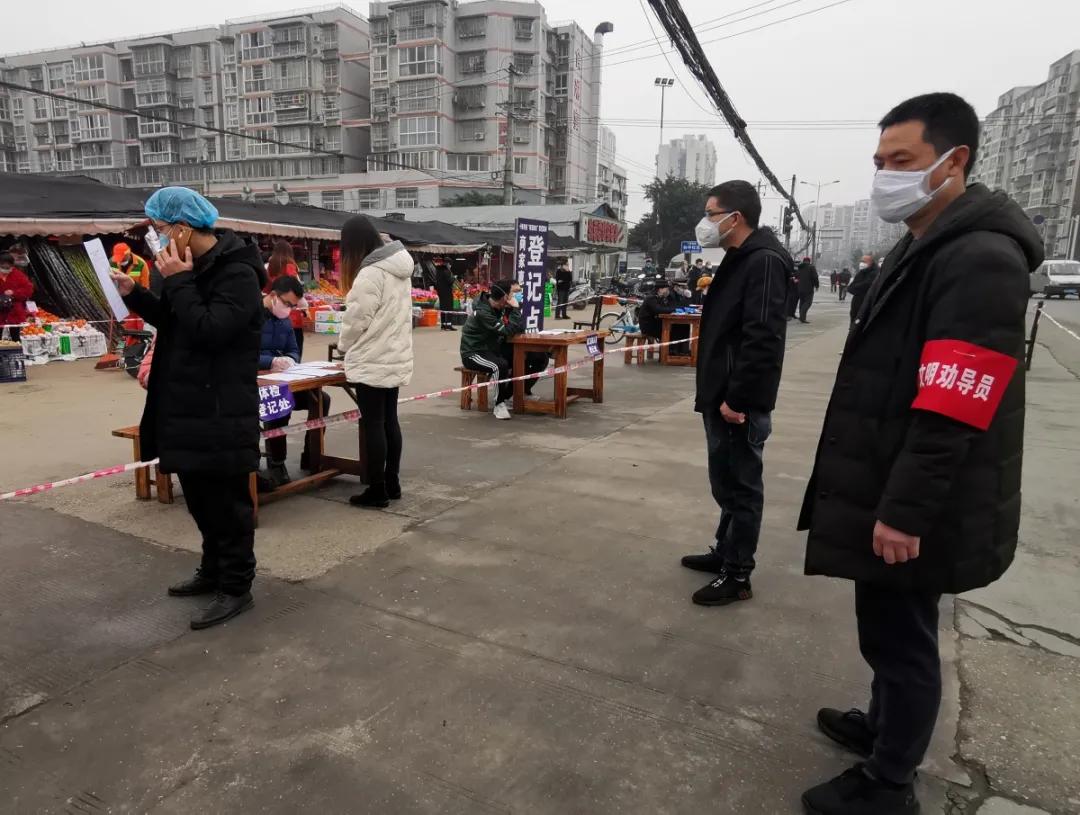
[800,179,840,262]
[654,77,674,176]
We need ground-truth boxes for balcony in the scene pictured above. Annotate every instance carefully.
[273,74,310,91]
[398,24,440,42]
[143,151,180,165]
[274,92,307,110]
[139,121,180,138]
[276,108,312,124]
[273,41,306,59]
[241,44,273,62]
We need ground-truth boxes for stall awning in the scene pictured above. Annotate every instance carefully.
[0,217,146,237]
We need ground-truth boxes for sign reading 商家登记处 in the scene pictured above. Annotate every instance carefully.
[514,217,548,332]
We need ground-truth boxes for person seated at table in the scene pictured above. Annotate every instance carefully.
[505,281,550,397]
[257,275,330,490]
[460,280,522,421]
[637,278,679,346]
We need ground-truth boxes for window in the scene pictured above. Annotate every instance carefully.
[133,46,167,77]
[457,121,486,141]
[512,88,535,109]
[322,190,344,210]
[12,97,23,118]
[247,128,276,157]
[32,98,48,119]
[458,51,485,75]
[73,54,106,82]
[56,149,73,171]
[357,189,380,210]
[201,77,214,100]
[554,73,568,95]
[223,72,238,94]
[514,18,534,40]
[53,121,69,144]
[399,150,437,170]
[399,45,437,77]
[372,54,389,81]
[446,154,490,172]
[244,64,269,94]
[373,87,389,108]
[275,61,308,91]
[78,113,110,140]
[514,157,528,175]
[407,7,425,27]
[397,79,436,112]
[80,142,113,168]
[453,85,486,110]
[395,187,419,208]
[512,122,531,144]
[512,53,534,76]
[399,115,438,146]
[458,16,485,39]
[241,31,272,61]
[245,97,274,125]
[322,61,339,88]
[48,64,68,90]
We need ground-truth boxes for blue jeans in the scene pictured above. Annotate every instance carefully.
[703,408,771,579]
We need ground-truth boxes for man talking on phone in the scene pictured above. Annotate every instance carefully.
[680,181,791,606]
[109,187,266,631]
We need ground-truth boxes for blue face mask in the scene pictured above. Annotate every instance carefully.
[514,292,523,305]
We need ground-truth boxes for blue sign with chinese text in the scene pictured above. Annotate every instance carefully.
[514,217,549,332]
[258,383,295,422]
[681,240,701,254]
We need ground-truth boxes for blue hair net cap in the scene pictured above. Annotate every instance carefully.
[144,186,219,229]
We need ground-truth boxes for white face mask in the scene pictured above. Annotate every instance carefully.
[871,147,957,224]
[695,212,736,248]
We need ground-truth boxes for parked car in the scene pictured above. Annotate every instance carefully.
[1031,259,1080,299]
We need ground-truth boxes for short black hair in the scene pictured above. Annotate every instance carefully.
[879,92,979,176]
[270,275,305,299]
[705,181,761,229]
[490,279,514,301]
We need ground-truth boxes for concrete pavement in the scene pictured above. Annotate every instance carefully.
[1,296,1076,813]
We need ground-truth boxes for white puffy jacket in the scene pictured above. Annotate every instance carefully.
[338,241,415,388]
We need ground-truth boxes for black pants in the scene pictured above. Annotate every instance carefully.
[786,288,799,318]
[437,285,454,328]
[798,290,814,321]
[176,471,256,596]
[838,284,848,301]
[501,347,548,395]
[354,383,402,488]
[856,583,942,784]
[703,408,771,579]
[263,390,330,463]
[555,287,570,319]
[463,351,511,405]
[293,326,305,358]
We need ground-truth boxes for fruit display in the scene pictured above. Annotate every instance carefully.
[24,240,112,325]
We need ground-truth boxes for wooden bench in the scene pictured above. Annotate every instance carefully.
[455,366,491,411]
[111,425,175,503]
[623,333,657,365]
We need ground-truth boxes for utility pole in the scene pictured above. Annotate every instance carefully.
[653,77,674,176]
[502,65,517,206]
[783,174,796,252]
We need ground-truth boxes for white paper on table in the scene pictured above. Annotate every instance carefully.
[298,361,339,368]
[261,372,311,382]
[84,238,130,321]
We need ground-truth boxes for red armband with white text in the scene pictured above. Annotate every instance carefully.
[912,339,1018,430]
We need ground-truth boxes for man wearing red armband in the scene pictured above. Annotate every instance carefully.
[798,93,1043,815]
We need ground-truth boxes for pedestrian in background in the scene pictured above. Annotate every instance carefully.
[554,260,572,319]
[796,257,819,323]
[337,215,415,509]
[799,92,1042,815]
[434,256,456,331]
[265,240,307,356]
[837,267,852,301]
[682,180,790,606]
[110,187,265,631]
[0,251,34,341]
[848,254,879,327]
[830,269,839,292]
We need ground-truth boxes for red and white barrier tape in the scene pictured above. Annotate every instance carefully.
[0,334,692,501]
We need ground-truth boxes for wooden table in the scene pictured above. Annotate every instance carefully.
[659,312,701,366]
[508,330,607,419]
[256,365,366,510]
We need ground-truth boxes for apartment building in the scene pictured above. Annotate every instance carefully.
[349,0,612,211]
[804,200,905,267]
[656,133,716,186]
[972,50,1080,259]
[0,6,369,200]
[595,125,627,221]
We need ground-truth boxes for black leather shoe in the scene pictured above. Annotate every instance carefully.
[680,549,725,573]
[190,591,254,631]
[349,487,390,509]
[817,708,874,758]
[802,764,918,815]
[167,571,218,597]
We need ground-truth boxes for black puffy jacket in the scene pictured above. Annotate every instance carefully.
[695,227,791,414]
[123,231,267,474]
[799,185,1043,593]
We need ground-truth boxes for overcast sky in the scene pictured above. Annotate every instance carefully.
[8,0,1080,226]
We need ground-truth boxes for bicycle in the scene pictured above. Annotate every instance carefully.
[595,299,639,346]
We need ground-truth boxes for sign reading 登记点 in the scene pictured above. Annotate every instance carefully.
[514,217,548,332]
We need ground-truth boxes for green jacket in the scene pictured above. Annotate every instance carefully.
[460,293,524,358]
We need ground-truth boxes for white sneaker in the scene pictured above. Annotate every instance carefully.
[493,402,512,420]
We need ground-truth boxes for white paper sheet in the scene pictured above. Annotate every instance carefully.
[287,367,342,378]
[83,238,130,321]
[260,372,312,382]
